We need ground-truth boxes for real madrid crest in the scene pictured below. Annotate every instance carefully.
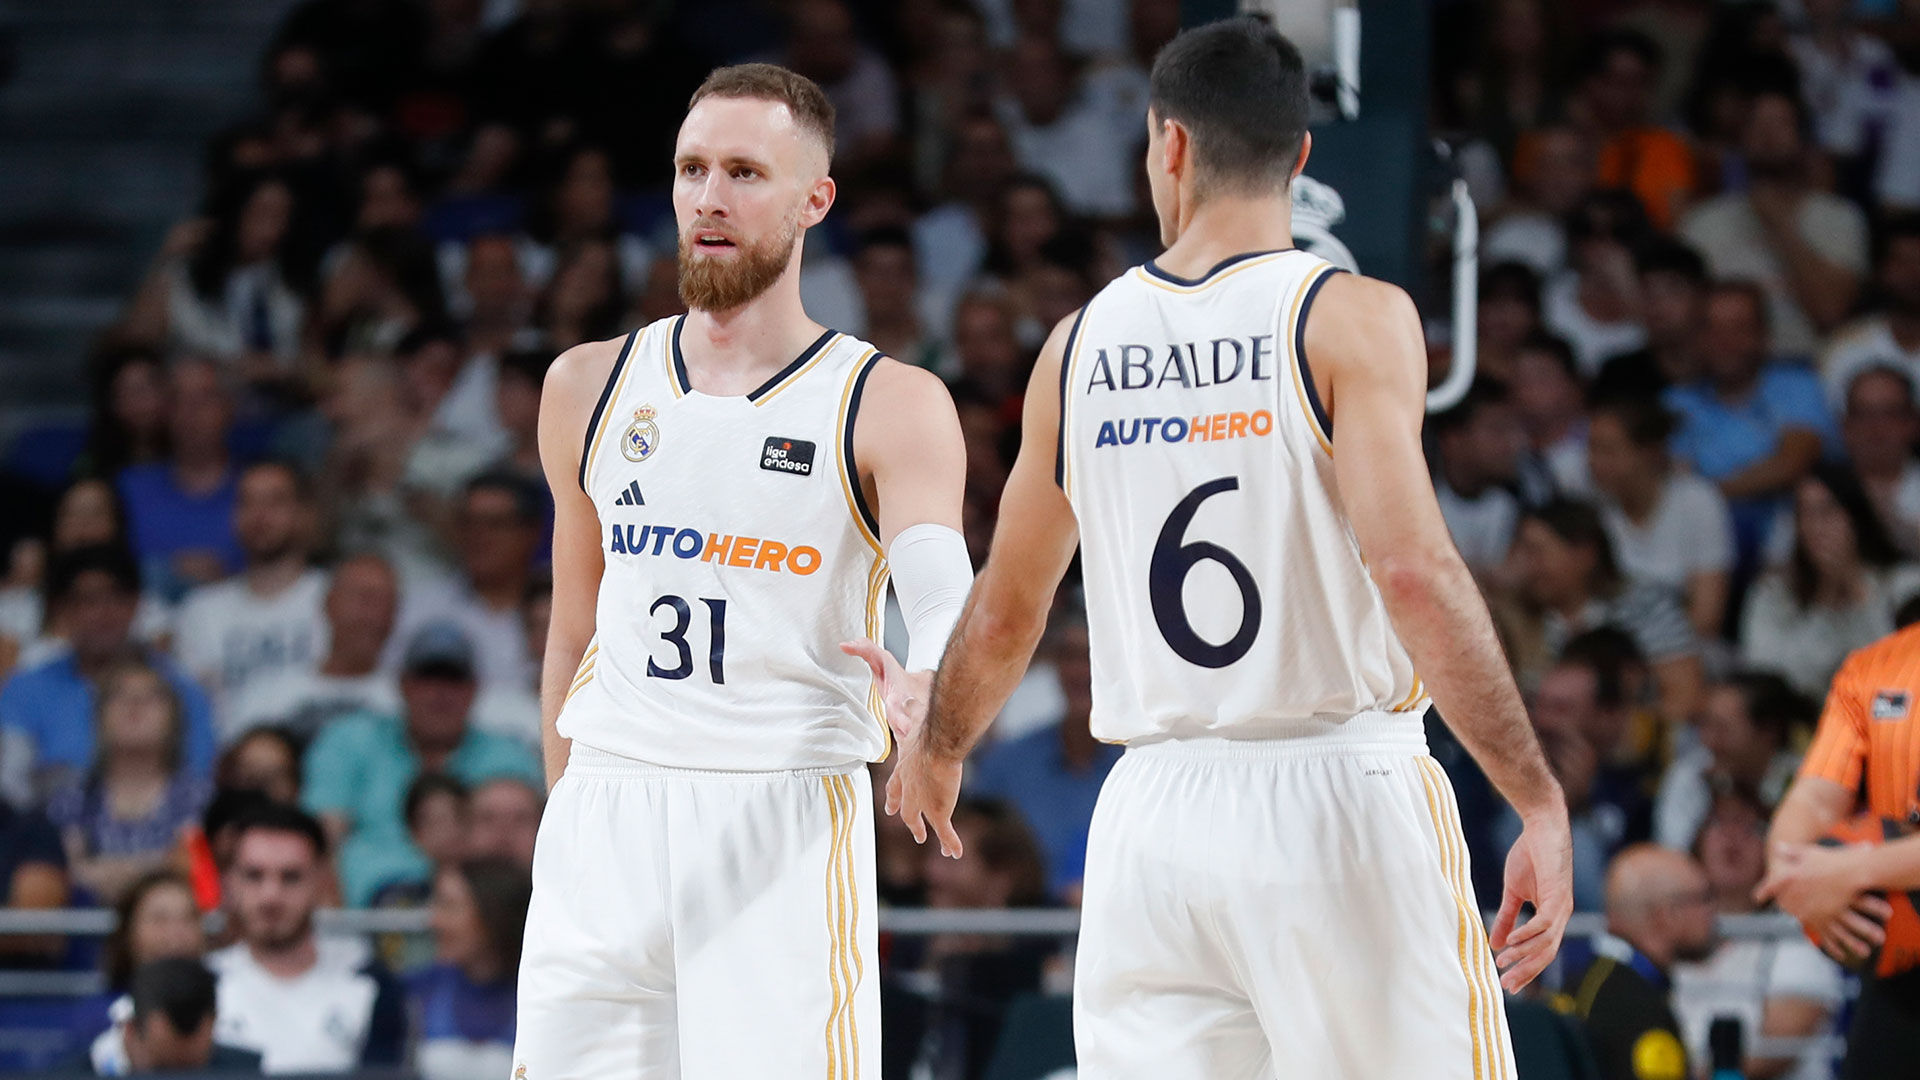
[622,404,660,462]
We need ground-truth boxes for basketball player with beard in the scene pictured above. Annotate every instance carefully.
[512,65,971,1079]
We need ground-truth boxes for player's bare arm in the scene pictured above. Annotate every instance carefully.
[1310,271,1572,992]
[894,314,1082,857]
[839,358,970,730]
[533,337,617,787]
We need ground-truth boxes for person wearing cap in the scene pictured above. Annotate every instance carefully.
[302,620,542,906]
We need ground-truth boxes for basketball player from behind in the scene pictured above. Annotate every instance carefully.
[515,65,971,1079]
[893,19,1573,1079]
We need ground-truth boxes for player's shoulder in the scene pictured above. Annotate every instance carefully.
[545,323,658,400]
[1845,620,1920,677]
[1302,271,1422,370]
[853,349,953,413]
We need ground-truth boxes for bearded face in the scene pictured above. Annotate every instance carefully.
[677,213,801,312]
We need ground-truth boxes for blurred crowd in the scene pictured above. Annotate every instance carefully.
[1,0,1919,1076]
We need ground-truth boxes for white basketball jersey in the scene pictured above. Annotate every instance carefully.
[560,316,890,770]
[1060,249,1428,745]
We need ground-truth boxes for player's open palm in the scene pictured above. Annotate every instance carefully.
[840,638,929,744]
[1488,809,1574,993]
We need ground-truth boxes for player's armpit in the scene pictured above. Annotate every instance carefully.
[535,338,620,786]
[851,359,966,546]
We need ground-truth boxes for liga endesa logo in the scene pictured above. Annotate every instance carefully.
[1093,410,1276,448]
[607,522,824,575]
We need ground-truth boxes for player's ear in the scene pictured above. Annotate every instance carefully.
[1293,132,1313,181]
[1161,117,1188,182]
[800,173,836,229]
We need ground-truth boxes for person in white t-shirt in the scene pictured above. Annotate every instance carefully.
[172,462,328,728]
[1841,365,1920,557]
[993,33,1146,219]
[1671,792,1843,1080]
[1820,217,1920,411]
[224,553,402,742]
[208,804,407,1073]
[1433,378,1529,579]
[1587,395,1736,640]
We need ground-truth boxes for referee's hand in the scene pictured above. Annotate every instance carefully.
[1489,808,1574,993]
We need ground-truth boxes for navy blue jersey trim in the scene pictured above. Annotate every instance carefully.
[1141,247,1294,287]
[1055,305,1088,490]
[843,353,884,539]
[578,329,639,492]
[1295,268,1343,442]
[746,328,838,402]
[669,315,691,396]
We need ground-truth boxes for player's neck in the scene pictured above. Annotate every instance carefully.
[681,281,827,394]
[1157,193,1295,280]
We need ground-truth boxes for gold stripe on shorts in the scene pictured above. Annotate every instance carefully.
[1418,758,1511,1080]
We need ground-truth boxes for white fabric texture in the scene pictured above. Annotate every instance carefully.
[887,523,973,672]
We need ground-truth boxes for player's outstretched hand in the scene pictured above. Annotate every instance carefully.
[1488,807,1574,993]
[840,639,930,744]
[886,734,965,857]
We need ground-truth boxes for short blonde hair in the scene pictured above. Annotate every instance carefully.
[689,63,836,161]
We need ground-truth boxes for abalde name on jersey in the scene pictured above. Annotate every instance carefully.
[607,522,823,575]
[1081,334,1279,394]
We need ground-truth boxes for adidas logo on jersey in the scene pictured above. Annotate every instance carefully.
[613,481,645,507]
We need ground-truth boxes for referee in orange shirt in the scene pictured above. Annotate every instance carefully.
[1761,620,1920,1078]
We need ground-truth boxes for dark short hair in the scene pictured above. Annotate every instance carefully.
[1516,332,1579,383]
[1720,671,1813,748]
[690,63,836,161]
[1524,499,1621,589]
[1148,16,1309,197]
[454,857,534,975]
[1635,237,1707,284]
[1581,27,1663,81]
[1557,627,1646,711]
[1875,212,1920,269]
[950,797,1050,906]
[1845,364,1916,412]
[404,772,469,831]
[1589,393,1677,447]
[104,869,198,992]
[240,457,312,502]
[47,544,141,605]
[854,225,914,258]
[128,958,218,1036]
[464,468,544,525]
[1704,279,1770,330]
[1479,261,1542,313]
[230,801,329,861]
[1431,376,1511,437]
[201,787,276,848]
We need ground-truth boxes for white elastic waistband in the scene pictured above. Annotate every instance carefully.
[1123,710,1430,760]
[563,741,865,781]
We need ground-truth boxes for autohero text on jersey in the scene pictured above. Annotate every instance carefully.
[607,522,824,575]
[1094,410,1275,448]
[1081,335,1278,394]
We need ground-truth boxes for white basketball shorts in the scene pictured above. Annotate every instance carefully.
[1074,722,1516,1080]
[512,743,878,1080]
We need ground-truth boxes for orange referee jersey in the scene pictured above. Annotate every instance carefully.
[1802,623,1920,822]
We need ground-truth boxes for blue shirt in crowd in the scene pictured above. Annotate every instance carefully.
[116,463,242,600]
[969,724,1122,899]
[0,651,217,792]
[1663,365,1834,564]
[303,713,542,905]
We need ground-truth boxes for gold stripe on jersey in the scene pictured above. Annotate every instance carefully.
[1128,251,1290,293]
[1284,263,1338,458]
[583,331,646,493]
[1391,676,1428,713]
[563,671,594,702]
[835,349,885,556]
[865,556,893,760]
[1058,306,1095,499]
[755,333,845,408]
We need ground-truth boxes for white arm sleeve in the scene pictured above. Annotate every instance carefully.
[887,523,974,672]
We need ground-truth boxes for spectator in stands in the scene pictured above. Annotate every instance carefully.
[47,662,212,902]
[489,349,548,491]
[91,958,265,1075]
[214,728,302,807]
[207,805,407,1071]
[1788,0,1903,164]
[982,174,1067,291]
[0,477,173,671]
[1671,793,1844,1080]
[303,621,540,905]
[0,765,69,966]
[893,797,1053,1080]
[1741,465,1920,697]
[0,546,216,805]
[1822,215,1920,407]
[1653,674,1808,851]
[914,113,1017,299]
[536,237,624,350]
[1591,238,1708,400]
[390,470,542,693]
[1570,29,1696,229]
[466,777,541,869]
[968,613,1116,903]
[1665,281,1831,571]
[310,227,448,362]
[1503,500,1703,722]
[948,287,1029,410]
[1433,378,1528,579]
[853,226,947,373]
[116,358,244,599]
[1841,366,1920,556]
[1556,845,1711,1080]
[225,552,401,741]
[1542,190,1649,375]
[173,461,327,727]
[78,348,170,479]
[1680,88,1868,358]
[101,870,205,995]
[774,0,900,164]
[470,578,545,747]
[994,34,1142,220]
[1586,394,1735,640]
[1510,332,1589,494]
[456,234,533,362]
[409,858,531,1080]
[1484,126,1592,277]
[1472,262,1544,385]
[374,774,470,907]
